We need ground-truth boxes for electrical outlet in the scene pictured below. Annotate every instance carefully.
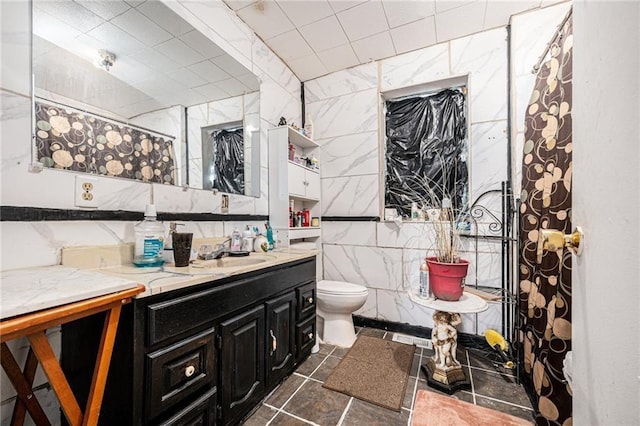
[74,176,99,208]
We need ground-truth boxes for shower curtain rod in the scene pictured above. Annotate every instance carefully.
[531,8,573,74]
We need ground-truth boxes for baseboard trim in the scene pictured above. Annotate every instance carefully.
[352,315,492,351]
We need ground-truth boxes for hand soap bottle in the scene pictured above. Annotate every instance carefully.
[231,227,242,252]
[133,204,165,267]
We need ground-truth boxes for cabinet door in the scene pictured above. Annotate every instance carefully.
[219,305,265,426]
[288,162,306,198]
[265,292,296,388]
[305,169,321,200]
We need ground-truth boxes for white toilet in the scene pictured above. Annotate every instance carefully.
[316,280,369,348]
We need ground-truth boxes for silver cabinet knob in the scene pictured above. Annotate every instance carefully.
[307,297,313,304]
[185,365,196,378]
[307,332,314,340]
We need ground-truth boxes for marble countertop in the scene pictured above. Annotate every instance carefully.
[0,266,141,320]
[1,249,318,320]
[89,248,319,298]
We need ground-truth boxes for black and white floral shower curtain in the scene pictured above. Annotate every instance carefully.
[519,12,573,426]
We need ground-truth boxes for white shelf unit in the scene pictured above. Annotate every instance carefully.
[268,126,321,249]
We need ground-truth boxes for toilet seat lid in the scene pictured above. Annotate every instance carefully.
[318,280,368,295]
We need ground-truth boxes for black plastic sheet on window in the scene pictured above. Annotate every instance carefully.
[211,128,244,195]
[385,88,468,217]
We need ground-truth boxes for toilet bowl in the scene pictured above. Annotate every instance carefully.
[316,280,368,348]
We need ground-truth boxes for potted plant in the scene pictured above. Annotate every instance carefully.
[387,168,470,301]
[425,198,469,301]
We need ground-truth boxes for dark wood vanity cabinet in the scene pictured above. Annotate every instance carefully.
[61,257,316,426]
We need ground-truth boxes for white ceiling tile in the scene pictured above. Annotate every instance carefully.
[299,15,349,53]
[33,9,82,48]
[133,47,182,73]
[266,30,314,62]
[111,8,173,46]
[435,0,477,13]
[288,54,329,81]
[317,43,360,73]
[382,0,436,28]
[484,0,541,29]
[136,1,193,36]
[237,73,261,91]
[278,0,335,27]
[237,1,294,39]
[75,1,131,21]
[223,0,257,11]
[155,38,204,67]
[109,58,156,86]
[179,30,226,59]
[214,54,253,77]
[351,30,395,62]
[168,67,208,90]
[435,0,486,42]
[34,0,103,33]
[390,16,437,54]
[123,0,145,7]
[337,0,390,41]
[540,0,566,6]
[87,22,145,56]
[328,0,368,13]
[188,60,231,83]
[194,83,231,101]
[215,78,247,96]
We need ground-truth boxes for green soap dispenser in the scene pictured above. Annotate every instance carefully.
[133,204,165,267]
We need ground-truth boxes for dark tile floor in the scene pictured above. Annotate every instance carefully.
[242,327,534,425]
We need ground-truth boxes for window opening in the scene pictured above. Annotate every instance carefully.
[384,87,468,218]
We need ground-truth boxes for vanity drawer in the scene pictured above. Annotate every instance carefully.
[296,315,316,358]
[146,328,216,422]
[296,281,316,320]
[158,387,217,426]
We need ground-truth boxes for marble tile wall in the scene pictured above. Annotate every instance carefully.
[309,18,566,336]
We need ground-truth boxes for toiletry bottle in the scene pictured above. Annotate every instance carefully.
[231,227,242,252]
[419,259,430,298]
[163,222,178,264]
[303,208,310,227]
[265,221,275,250]
[411,202,419,221]
[242,226,253,252]
[133,204,165,267]
[304,114,313,140]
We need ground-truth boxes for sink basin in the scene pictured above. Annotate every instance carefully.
[188,254,275,270]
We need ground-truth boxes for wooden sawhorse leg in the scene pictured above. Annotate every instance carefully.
[1,343,51,426]
[27,303,123,426]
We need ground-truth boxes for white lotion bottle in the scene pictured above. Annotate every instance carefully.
[304,114,313,140]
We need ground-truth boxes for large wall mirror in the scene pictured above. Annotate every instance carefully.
[32,0,261,197]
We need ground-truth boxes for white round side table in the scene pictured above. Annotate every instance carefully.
[409,290,488,393]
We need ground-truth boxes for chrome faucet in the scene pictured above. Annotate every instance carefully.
[199,237,231,260]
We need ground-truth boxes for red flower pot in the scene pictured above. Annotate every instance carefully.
[426,257,469,301]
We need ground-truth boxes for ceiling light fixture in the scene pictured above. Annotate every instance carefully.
[97,50,116,71]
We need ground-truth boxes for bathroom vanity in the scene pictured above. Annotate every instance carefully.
[61,254,317,425]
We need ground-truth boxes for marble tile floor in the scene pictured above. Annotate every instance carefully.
[242,327,534,425]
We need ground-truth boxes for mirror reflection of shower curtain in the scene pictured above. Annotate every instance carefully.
[210,128,244,195]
